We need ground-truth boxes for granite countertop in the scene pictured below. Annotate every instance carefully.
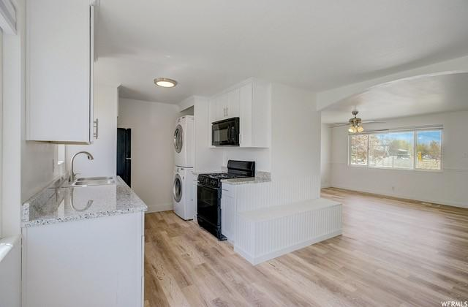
[221,171,272,185]
[221,177,271,185]
[22,176,147,228]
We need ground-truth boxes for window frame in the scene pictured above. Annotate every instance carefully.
[348,127,443,172]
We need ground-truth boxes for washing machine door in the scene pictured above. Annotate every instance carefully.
[174,124,183,154]
[173,174,183,202]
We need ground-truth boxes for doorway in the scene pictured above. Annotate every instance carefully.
[117,128,131,186]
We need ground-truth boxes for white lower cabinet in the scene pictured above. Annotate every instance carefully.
[22,212,144,307]
[192,174,198,219]
[221,183,236,242]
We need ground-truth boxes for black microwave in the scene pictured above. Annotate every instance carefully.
[212,117,240,146]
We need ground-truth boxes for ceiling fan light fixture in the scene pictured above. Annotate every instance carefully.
[154,78,178,88]
[347,110,365,133]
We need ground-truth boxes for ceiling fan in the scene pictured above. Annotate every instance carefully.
[330,110,385,133]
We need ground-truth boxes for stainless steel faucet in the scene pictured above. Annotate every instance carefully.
[70,151,94,182]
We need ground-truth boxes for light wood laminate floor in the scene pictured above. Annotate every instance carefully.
[144,188,468,307]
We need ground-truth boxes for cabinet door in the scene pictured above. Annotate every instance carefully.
[217,93,229,120]
[239,83,253,147]
[227,88,240,118]
[23,213,143,307]
[192,181,198,218]
[221,195,235,241]
[26,0,94,143]
[208,98,217,124]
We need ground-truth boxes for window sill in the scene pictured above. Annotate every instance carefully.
[348,164,442,173]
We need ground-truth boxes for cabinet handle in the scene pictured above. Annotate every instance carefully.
[93,118,99,139]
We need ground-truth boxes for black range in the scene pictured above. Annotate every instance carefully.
[197,160,255,240]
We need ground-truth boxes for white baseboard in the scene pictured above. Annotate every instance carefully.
[329,184,468,209]
[145,203,173,213]
[235,230,342,266]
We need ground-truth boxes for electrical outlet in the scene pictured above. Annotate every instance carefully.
[391,186,395,192]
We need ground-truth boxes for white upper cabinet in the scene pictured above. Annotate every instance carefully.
[239,80,270,148]
[216,93,228,121]
[26,0,96,143]
[227,88,240,118]
[208,78,271,148]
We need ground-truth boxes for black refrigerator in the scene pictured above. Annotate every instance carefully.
[117,128,131,186]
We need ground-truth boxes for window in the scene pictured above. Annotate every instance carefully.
[369,132,414,169]
[349,128,442,171]
[350,134,368,166]
[416,130,442,170]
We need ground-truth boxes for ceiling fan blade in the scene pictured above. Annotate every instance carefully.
[361,120,386,124]
[329,123,350,128]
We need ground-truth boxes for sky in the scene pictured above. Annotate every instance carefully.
[372,130,441,145]
[417,130,442,145]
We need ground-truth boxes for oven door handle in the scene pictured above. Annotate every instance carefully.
[197,184,218,191]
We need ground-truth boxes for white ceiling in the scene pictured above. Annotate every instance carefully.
[321,72,468,124]
[95,0,468,104]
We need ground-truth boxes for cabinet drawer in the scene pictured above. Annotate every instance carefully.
[221,183,235,197]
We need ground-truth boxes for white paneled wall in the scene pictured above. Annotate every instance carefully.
[235,176,321,212]
[253,205,342,256]
[235,199,342,265]
[231,176,341,265]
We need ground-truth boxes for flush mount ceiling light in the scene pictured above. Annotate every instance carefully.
[154,78,177,88]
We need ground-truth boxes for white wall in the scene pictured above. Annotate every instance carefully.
[2,0,57,237]
[0,28,3,237]
[67,84,118,177]
[270,83,321,182]
[222,148,270,172]
[118,98,179,212]
[321,124,331,188]
[330,111,468,208]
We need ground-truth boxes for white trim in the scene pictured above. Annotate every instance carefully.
[145,203,173,213]
[0,0,16,34]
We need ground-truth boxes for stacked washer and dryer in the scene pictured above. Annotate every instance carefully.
[173,116,196,220]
